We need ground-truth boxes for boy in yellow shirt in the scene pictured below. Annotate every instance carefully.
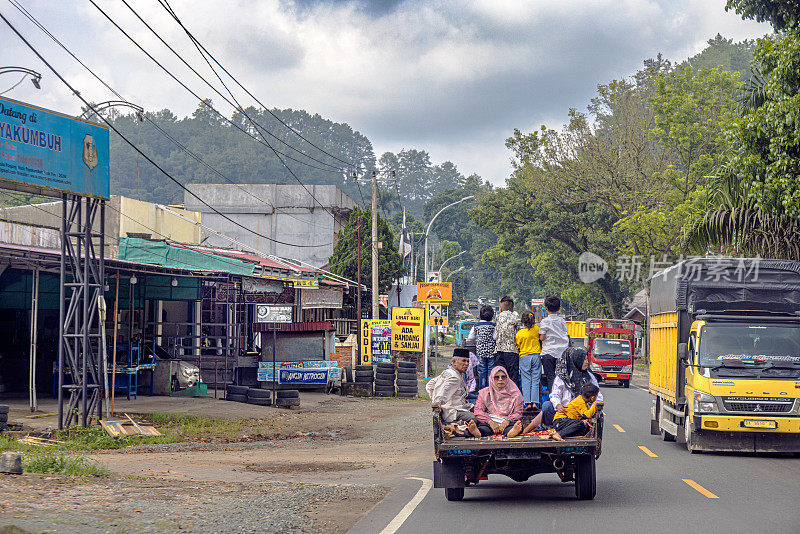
[515,311,541,410]
[552,383,603,439]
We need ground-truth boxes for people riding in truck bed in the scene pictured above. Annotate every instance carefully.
[538,296,569,392]
[469,366,524,438]
[525,347,603,431]
[427,348,477,427]
[551,383,603,439]
[465,305,496,390]
[516,310,541,411]
[494,296,521,385]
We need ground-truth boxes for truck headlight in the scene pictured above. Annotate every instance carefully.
[590,363,602,372]
[694,391,717,413]
[621,365,632,373]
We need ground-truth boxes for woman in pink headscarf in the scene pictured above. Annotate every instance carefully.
[467,366,524,438]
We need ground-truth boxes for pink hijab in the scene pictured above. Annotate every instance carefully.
[481,366,523,418]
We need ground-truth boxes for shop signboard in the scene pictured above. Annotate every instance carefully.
[255,305,293,323]
[361,319,390,364]
[416,282,452,303]
[278,368,329,384]
[0,96,110,198]
[301,287,343,309]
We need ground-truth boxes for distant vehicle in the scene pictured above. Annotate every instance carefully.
[567,320,587,350]
[454,319,477,346]
[649,258,800,453]
[145,343,201,391]
[586,319,635,388]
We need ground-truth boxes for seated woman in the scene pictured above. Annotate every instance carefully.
[467,366,524,438]
[523,347,603,433]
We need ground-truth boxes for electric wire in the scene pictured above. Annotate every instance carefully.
[0,72,26,95]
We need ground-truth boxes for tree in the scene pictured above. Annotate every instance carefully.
[726,0,800,30]
[328,206,404,294]
[687,34,758,82]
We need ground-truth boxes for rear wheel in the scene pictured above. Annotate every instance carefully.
[445,487,464,501]
[574,454,596,500]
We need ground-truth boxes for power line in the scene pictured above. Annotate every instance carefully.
[0,12,335,251]
[7,0,356,243]
[156,0,356,169]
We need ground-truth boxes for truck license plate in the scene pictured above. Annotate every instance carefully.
[742,420,777,429]
[605,373,617,378]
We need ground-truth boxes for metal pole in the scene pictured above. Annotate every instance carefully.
[29,267,39,412]
[272,320,277,404]
[98,199,105,422]
[371,171,379,319]
[82,196,89,427]
[356,218,362,364]
[111,272,119,416]
[57,194,66,429]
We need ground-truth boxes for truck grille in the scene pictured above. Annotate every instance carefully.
[722,397,794,414]
[602,366,622,372]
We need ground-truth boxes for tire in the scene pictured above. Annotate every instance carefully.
[354,376,373,384]
[445,487,464,501]
[226,393,247,403]
[375,371,395,381]
[659,402,676,442]
[622,380,630,388]
[275,398,300,407]
[376,363,395,371]
[374,384,395,393]
[0,406,9,415]
[397,392,417,398]
[0,414,8,423]
[375,390,395,398]
[226,385,249,396]
[355,365,373,372]
[397,386,418,394]
[396,378,417,388]
[355,370,374,378]
[397,361,416,369]
[374,379,395,387]
[344,366,353,382]
[276,389,300,399]
[247,398,272,406]
[396,371,417,381]
[684,409,700,454]
[247,388,271,399]
[575,454,596,500]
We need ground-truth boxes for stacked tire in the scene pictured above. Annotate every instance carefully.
[395,361,418,398]
[226,385,249,403]
[374,363,396,397]
[354,364,374,387]
[0,405,8,431]
[275,389,300,408]
[247,388,272,406]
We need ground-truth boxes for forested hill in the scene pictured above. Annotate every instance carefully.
[103,101,471,217]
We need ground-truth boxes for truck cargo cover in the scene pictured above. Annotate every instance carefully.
[648,258,800,316]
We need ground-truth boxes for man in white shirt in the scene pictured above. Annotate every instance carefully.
[426,349,476,423]
[538,296,569,391]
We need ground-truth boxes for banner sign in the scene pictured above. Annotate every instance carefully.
[392,307,424,352]
[0,96,110,199]
[244,278,287,294]
[416,282,452,303]
[301,287,343,309]
[361,319,390,364]
[255,305,293,323]
[284,277,319,289]
[257,361,340,381]
[278,368,329,384]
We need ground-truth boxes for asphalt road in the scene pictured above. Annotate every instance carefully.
[351,385,800,534]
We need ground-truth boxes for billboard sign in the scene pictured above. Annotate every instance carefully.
[391,307,424,352]
[278,368,329,384]
[0,96,110,199]
[416,282,452,303]
[256,305,293,323]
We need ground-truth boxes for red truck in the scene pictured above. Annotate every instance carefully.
[586,318,635,388]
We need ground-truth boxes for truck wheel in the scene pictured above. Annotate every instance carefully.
[445,487,464,501]
[622,380,630,388]
[574,455,596,500]
[684,409,699,454]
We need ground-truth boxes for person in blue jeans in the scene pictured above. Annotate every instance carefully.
[515,311,542,410]
[465,305,496,389]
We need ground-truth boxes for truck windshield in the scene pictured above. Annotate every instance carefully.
[593,339,630,357]
[698,324,800,368]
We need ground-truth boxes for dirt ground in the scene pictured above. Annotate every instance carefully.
[0,393,433,533]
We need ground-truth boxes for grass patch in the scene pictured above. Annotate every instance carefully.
[23,451,111,477]
[144,412,252,441]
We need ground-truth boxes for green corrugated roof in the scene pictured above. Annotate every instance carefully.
[118,238,256,276]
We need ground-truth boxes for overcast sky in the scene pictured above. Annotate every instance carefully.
[2,0,771,185]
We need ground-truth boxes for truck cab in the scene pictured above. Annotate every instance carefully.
[586,318,635,388]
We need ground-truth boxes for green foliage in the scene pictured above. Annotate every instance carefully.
[23,451,111,477]
[329,206,404,294]
[686,34,758,82]
[726,0,800,30]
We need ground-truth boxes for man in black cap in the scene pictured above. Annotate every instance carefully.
[426,348,476,424]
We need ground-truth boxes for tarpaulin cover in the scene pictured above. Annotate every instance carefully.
[118,237,256,276]
[649,258,800,316]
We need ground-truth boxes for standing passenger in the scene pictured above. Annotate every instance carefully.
[465,305,496,389]
[494,296,520,386]
[538,296,569,392]
[516,311,542,410]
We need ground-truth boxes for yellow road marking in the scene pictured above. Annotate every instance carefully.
[638,445,658,458]
[613,424,625,433]
[682,479,719,499]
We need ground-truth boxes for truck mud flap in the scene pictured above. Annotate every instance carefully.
[433,459,466,488]
[693,430,800,453]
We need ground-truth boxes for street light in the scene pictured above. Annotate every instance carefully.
[78,101,144,122]
[445,266,466,281]
[0,66,42,93]
[438,250,466,273]
[423,195,474,282]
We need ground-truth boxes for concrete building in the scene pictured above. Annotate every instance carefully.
[183,184,355,268]
[0,196,202,257]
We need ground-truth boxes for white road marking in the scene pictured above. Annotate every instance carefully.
[379,476,433,534]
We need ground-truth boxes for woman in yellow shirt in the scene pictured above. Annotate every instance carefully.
[516,311,541,410]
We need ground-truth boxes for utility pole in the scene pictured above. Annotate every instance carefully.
[371,171,379,319]
[356,218,362,363]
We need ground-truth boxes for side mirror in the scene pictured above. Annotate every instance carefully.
[678,343,688,363]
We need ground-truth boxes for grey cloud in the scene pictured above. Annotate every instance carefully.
[225,29,305,71]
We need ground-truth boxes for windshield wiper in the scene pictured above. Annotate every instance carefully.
[763,361,800,370]
[710,360,748,370]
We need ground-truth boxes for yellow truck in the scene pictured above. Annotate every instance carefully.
[648,258,800,453]
[566,320,587,350]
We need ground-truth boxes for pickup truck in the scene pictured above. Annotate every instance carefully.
[432,407,603,501]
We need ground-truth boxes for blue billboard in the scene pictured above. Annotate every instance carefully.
[0,96,110,199]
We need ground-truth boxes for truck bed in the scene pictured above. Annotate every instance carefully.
[438,434,597,451]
